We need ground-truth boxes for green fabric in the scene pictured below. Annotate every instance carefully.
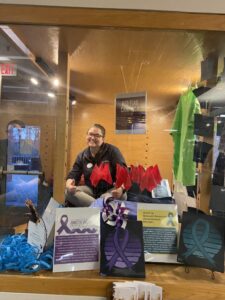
[171,89,201,186]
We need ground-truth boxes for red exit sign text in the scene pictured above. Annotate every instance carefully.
[0,63,17,76]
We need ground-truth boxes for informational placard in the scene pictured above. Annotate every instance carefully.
[28,197,60,253]
[115,92,146,134]
[137,203,179,263]
[53,207,100,272]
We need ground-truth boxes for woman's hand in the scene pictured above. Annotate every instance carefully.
[66,179,77,194]
[111,186,124,199]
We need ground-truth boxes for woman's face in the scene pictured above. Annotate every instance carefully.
[86,126,104,148]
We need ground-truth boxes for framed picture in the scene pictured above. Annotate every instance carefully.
[115,92,147,134]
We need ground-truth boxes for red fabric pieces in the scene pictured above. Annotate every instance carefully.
[152,164,162,185]
[138,164,162,192]
[115,164,132,190]
[130,165,145,185]
[90,162,113,187]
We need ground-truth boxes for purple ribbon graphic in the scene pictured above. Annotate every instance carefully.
[107,226,132,270]
[102,200,133,270]
[57,215,97,235]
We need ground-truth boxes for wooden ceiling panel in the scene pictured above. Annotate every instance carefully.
[69,29,205,105]
[2,25,225,108]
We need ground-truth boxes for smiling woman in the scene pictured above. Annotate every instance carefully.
[65,123,127,206]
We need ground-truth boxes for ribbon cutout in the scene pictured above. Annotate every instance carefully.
[107,227,132,270]
[90,162,113,187]
[183,219,216,267]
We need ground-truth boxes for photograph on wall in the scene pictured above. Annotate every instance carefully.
[115,92,147,134]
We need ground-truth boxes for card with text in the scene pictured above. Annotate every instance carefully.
[53,207,100,272]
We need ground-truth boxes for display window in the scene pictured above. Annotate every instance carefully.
[0,9,225,297]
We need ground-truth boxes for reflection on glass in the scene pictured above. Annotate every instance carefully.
[7,126,41,172]
[6,174,38,207]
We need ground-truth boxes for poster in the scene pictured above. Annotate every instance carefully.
[53,207,100,272]
[137,203,179,263]
[177,212,224,272]
[115,92,147,134]
[100,220,145,278]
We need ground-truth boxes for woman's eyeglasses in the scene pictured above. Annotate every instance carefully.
[87,133,103,139]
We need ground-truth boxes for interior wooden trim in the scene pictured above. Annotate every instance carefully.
[0,4,225,31]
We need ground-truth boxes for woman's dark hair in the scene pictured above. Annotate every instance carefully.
[90,123,106,137]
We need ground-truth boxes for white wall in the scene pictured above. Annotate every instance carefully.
[1,0,225,14]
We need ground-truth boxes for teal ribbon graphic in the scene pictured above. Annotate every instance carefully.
[183,219,215,267]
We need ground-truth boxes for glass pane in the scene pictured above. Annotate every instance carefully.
[6,174,39,207]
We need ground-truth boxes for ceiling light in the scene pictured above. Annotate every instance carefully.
[71,100,77,105]
[30,77,38,85]
[47,92,55,98]
[52,78,59,87]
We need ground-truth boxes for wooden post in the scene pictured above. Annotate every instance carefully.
[53,50,70,203]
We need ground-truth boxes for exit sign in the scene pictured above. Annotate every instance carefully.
[0,63,17,76]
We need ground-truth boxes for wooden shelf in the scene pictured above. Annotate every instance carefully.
[0,264,225,300]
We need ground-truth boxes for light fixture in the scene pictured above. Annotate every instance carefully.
[52,78,59,87]
[30,77,38,85]
[0,56,10,61]
[47,92,55,98]
[71,100,77,105]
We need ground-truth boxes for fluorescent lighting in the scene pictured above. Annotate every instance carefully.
[0,56,10,61]
[47,92,55,98]
[220,114,225,117]
[30,78,38,85]
[0,56,30,61]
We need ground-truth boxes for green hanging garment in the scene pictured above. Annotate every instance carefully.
[171,88,201,186]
